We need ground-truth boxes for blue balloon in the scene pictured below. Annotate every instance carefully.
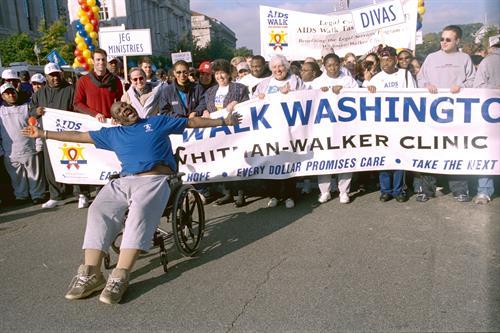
[88,44,95,51]
[76,22,83,30]
[78,29,88,38]
[416,21,422,30]
[96,0,101,7]
[84,36,92,45]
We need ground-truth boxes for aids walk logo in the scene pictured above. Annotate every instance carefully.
[60,143,87,170]
[267,9,289,50]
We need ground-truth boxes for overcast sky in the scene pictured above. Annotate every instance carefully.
[191,0,500,52]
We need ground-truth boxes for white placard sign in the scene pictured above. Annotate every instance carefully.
[171,51,193,64]
[351,0,406,33]
[99,29,152,56]
[260,0,417,59]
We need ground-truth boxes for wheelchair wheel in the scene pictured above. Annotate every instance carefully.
[171,184,205,256]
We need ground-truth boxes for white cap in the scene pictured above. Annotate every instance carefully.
[44,63,62,75]
[31,73,46,83]
[1,69,19,80]
[0,82,17,94]
[236,62,250,72]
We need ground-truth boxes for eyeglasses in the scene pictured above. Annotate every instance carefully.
[440,38,453,43]
[175,71,188,75]
[131,77,145,82]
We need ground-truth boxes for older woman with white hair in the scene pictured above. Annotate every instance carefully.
[254,54,305,99]
[121,67,164,119]
[254,54,305,209]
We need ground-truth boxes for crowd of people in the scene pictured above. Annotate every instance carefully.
[0,24,498,303]
[1,25,499,210]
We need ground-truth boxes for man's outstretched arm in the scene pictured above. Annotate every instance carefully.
[22,126,95,144]
[186,111,242,128]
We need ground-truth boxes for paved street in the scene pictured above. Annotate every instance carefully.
[0,189,499,332]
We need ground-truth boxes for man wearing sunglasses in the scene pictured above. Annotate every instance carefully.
[416,25,476,203]
[121,67,164,119]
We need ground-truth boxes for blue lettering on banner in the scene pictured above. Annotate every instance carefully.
[359,97,382,121]
[430,97,453,123]
[281,100,312,126]
[186,172,211,182]
[55,119,83,131]
[412,159,438,169]
[314,98,337,123]
[250,104,272,129]
[99,171,118,180]
[360,4,397,28]
[482,98,500,123]
[337,97,357,122]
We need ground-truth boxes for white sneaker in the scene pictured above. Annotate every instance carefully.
[318,192,331,204]
[267,197,278,208]
[339,192,350,204]
[78,194,89,209]
[41,199,65,209]
[285,198,295,209]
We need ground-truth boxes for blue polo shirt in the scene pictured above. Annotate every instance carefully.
[89,116,188,175]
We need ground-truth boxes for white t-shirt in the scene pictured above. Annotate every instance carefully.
[367,68,416,89]
[214,85,229,111]
[266,77,291,94]
[310,71,359,90]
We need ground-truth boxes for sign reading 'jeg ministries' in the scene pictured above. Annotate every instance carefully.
[98,29,152,56]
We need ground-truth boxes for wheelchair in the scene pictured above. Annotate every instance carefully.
[103,171,206,273]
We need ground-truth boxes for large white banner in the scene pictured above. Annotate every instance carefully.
[43,109,121,185]
[44,88,500,185]
[260,0,417,60]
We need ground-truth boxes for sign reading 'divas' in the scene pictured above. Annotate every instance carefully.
[99,29,152,56]
[351,0,405,33]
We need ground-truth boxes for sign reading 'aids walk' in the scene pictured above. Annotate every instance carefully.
[260,0,417,60]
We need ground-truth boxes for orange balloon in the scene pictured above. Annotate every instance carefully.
[28,117,38,126]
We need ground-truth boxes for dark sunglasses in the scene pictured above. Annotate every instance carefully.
[440,38,453,43]
[131,77,145,82]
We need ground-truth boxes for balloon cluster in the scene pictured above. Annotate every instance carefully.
[72,0,101,70]
[417,0,425,31]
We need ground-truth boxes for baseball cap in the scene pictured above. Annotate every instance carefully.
[44,63,62,75]
[1,69,19,80]
[236,62,250,73]
[108,56,121,64]
[0,82,17,94]
[31,73,46,83]
[198,61,212,74]
[378,46,397,57]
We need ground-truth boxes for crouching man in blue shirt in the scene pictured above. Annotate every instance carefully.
[22,101,241,304]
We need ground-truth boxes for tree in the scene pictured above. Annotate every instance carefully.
[0,33,37,65]
[233,47,253,57]
[37,19,75,65]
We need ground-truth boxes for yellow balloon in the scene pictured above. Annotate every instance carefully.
[84,23,94,33]
[418,6,426,15]
[72,63,80,69]
[89,31,98,39]
[92,6,100,14]
[82,49,91,58]
[87,58,93,65]
[78,9,87,18]
[418,0,424,5]
[80,16,89,25]
[77,42,87,51]
[86,0,96,6]
[74,36,83,44]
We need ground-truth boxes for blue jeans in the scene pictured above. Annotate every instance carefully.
[379,170,404,196]
[477,177,494,198]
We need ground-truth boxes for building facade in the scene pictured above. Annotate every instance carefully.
[0,0,68,38]
[67,0,191,56]
[191,11,236,49]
